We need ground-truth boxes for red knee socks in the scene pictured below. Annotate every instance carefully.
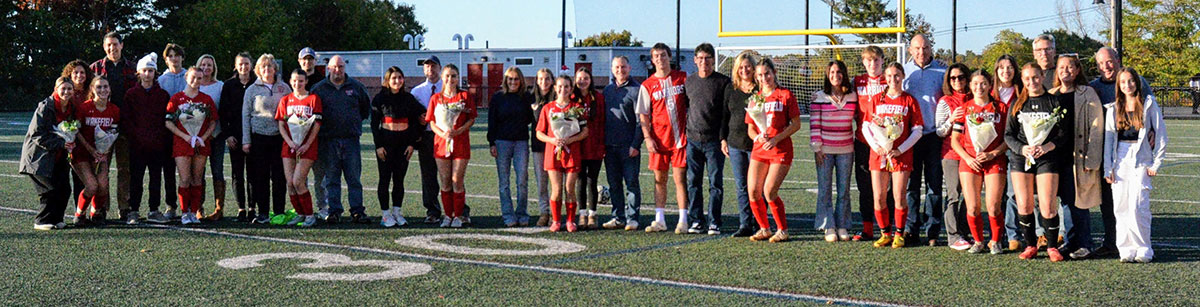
[968,215,983,243]
[988,215,1004,242]
[566,202,578,224]
[440,191,455,217]
[290,193,314,215]
[768,198,787,231]
[190,185,204,213]
[894,208,908,234]
[862,221,875,238]
[77,192,91,216]
[874,209,891,234]
[750,199,769,230]
[178,187,190,213]
[549,200,562,223]
[454,192,466,218]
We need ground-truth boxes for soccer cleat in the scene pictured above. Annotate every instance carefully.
[644,220,667,233]
[1134,256,1151,263]
[749,229,773,241]
[286,215,304,226]
[439,216,452,228]
[1069,248,1092,260]
[301,216,317,227]
[837,228,850,241]
[147,211,168,224]
[566,221,578,233]
[967,242,987,254]
[873,233,894,248]
[768,230,789,243]
[450,217,463,228]
[989,241,1004,255]
[824,229,837,242]
[892,234,907,248]
[549,221,562,232]
[624,220,640,231]
[675,221,689,234]
[602,218,625,229]
[1008,240,1022,251]
[950,239,972,251]
[1018,246,1038,260]
[1047,248,1064,262]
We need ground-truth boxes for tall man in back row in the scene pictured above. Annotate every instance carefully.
[683,43,730,235]
[901,34,947,246]
[636,43,689,233]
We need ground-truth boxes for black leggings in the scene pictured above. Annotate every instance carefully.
[576,159,603,211]
[249,134,286,215]
[377,145,410,211]
[129,149,176,213]
[228,142,249,209]
[854,141,893,225]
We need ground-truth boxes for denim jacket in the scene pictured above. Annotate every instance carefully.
[1103,96,1167,176]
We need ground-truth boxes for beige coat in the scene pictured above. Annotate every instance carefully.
[1050,85,1104,208]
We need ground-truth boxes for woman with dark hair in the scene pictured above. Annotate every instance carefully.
[427,64,478,228]
[864,63,925,249]
[61,60,94,210]
[535,75,589,232]
[530,68,555,226]
[275,68,322,227]
[1103,67,1166,263]
[1049,54,1104,260]
[488,67,535,227]
[22,77,77,230]
[372,66,426,228]
[809,60,857,242]
[219,52,256,222]
[950,70,1009,254]
[573,67,605,229]
[993,54,1028,252]
[745,58,803,243]
[935,63,972,251]
[1005,63,1067,261]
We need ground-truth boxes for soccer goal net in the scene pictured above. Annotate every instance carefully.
[717,43,906,113]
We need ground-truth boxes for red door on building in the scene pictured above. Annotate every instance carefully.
[467,63,483,108]
[486,63,505,108]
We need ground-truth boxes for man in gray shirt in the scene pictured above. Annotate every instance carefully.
[683,43,730,235]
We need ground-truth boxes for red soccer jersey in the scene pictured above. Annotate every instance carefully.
[275,93,323,141]
[864,91,924,151]
[745,87,801,161]
[635,70,688,151]
[938,92,967,160]
[577,90,606,160]
[424,91,478,159]
[954,99,1008,156]
[76,99,121,147]
[853,74,886,143]
[536,101,587,170]
[167,91,219,136]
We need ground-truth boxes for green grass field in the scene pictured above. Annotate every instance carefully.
[2,111,1199,306]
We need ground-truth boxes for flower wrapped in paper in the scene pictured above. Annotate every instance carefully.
[54,120,80,144]
[549,106,585,161]
[965,112,998,156]
[433,101,466,157]
[744,93,770,141]
[286,113,320,150]
[92,126,119,155]
[172,102,210,139]
[866,114,904,171]
[1016,107,1066,170]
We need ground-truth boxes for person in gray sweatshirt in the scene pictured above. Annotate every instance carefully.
[241,54,290,224]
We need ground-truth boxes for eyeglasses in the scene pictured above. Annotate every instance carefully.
[949,75,968,81]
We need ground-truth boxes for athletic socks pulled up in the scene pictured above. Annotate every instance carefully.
[894,208,908,234]
[967,215,983,243]
[768,198,787,231]
[1019,214,1037,248]
[988,215,1004,242]
[655,208,666,224]
[178,187,190,213]
[440,191,455,217]
[1042,214,1061,248]
[549,200,562,223]
[750,199,769,230]
[874,209,891,234]
[566,202,578,223]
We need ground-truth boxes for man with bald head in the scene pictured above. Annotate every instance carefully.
[311,55,372,224]
[901,34,948,246]
[1087,46,1153,258]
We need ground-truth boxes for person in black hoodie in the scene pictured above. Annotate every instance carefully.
[488,67,535,227]
[219,52,256,222]
[1005,63,1069,262]
[372,66,426,227]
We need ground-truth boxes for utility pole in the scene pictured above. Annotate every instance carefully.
[951,0,957,63]
[1111,0,1123,60]
[561,0,566,71]
[675,0,681,67]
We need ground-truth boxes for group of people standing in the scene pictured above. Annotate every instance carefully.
[21,32,1167,263]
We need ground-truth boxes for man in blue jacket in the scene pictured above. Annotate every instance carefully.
[601,56,645,231]
[312,55,372,224]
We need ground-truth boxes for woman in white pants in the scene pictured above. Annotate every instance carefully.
[1102,67,1167,263]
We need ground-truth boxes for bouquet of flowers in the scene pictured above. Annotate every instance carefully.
[433,101,466,157]
[54,120,80,144]
[965,112,998,156]
[173,102,209,147]
[93,126,119,155]
[286,113,321,152]
[1016,107,1066,170]
[744,93,770,142]
[549,106,585,161]
[865,114,904,171]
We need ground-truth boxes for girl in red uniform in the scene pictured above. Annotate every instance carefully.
[276,69,322,227]
[863,63,925,249]
[573,67,605,229]
[425,64,478,228]
[72,78,120,225]
[165,68,219,225]
[745,59,803,243]
[536,75,590,232]
[951,70,1010,254]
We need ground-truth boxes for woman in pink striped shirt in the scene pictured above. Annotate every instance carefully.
[809,60,858,242]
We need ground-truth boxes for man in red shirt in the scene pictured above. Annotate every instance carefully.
[636,43,689,233]
[90,31,137,222]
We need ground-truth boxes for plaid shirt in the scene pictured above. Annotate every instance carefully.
[90,57,138,108]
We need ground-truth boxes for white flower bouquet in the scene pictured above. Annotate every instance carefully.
[965,112,998,156]
[434,101,466,157]
[1016,107,1066,170]
[866,114,904,171]
[54,120,80,144]
[286,113,321,150]
[549,106,585,161]
[744,93,770,142]
[93,126,119,155]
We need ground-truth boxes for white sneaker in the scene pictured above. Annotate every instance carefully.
[837,228,850,241]
[824,229,838,242]
[301,216,317,227]
[675,220,689,234]
[392,208,408,226]
[380,209,396,227]
[450,217,464,228]
[1134,256,1152,263]
[286,215,304,226]
[645,220,667,233]
[316,208,330,221]
[439,216,452,228]
[181,213,194,225]
[33,223,54,231]
[624,219,640,231]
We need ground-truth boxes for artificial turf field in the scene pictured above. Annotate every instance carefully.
[1,110,1199,306]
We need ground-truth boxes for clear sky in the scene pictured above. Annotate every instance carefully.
[397,0,1110,53]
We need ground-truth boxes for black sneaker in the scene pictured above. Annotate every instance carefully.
[423,216,442,224]
[731,227,756,237]
[252,213,270,224]
[235,210,248,222]
[1093,245,1118,257]
[687,222,704,234]
[351,213,372,224]
[325,214,341,224]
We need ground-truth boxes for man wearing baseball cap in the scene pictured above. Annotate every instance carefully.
[298,47,330,219]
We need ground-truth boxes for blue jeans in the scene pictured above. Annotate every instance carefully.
[319,137,364,216]
[604,145,641,223]
[495,140,530,225]
[728,147,754,230]
[905,134,944,239]
[209,138,226,180]
[685,140,724,228]
[815,153,853,230]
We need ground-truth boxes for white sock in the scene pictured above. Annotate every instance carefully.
[588,209,596,217]
[678,209,688,225]
[578,209,587,216]
[655,208,666,223]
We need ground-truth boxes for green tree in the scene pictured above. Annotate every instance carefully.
[977,29,1034,73]
[574,30,643,47]
[823,0,934,44]
[1120,0,1200,87]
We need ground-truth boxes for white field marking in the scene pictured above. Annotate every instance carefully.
[393,234,587,256]
[498,226,551,234]
[216,252,432,281]
[1157,174,1200,178]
